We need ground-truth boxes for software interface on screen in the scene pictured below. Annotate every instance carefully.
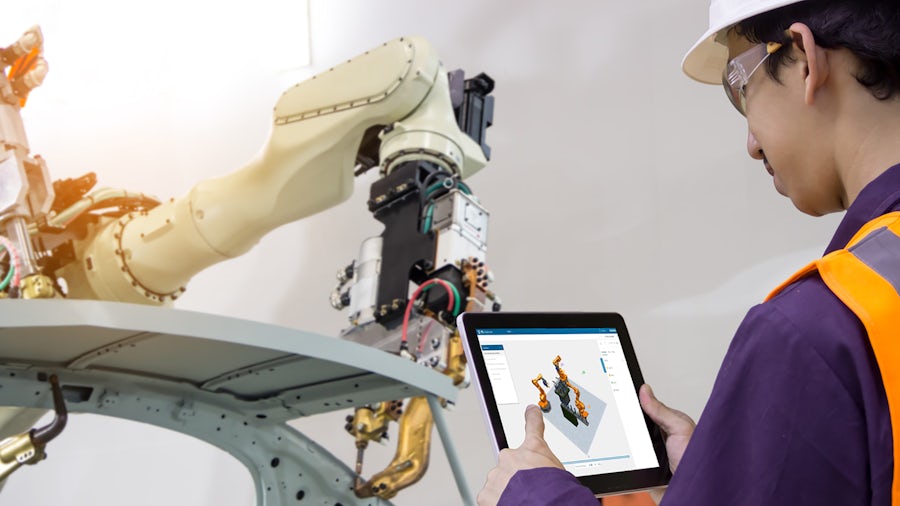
[476,327,660,477]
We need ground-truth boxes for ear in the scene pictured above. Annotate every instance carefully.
[788,22,829,106]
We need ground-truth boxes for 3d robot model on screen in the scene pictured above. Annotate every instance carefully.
[0,25,499,500]
[532,355,590,427]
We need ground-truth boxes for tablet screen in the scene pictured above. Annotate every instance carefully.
[458,312,670,495]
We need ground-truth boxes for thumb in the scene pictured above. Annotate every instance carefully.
[523,404,545,439]
[639,384,694,436]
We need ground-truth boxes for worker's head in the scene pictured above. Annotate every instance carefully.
[685,0,900,216]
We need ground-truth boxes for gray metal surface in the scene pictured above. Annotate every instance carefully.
[0,299,459,505]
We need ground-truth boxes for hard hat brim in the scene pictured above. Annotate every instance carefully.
[682,0,808,84]
[683,28,730,85]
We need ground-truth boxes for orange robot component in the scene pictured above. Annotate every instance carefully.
[553,355,589,419]
[531,374,551,412]
[3,27,47,108]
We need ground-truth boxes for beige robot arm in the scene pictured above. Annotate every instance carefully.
[60,35,488,304]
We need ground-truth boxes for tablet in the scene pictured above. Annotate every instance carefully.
[457,312,671,496]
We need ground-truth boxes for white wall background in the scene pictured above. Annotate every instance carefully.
[2,1,842,504]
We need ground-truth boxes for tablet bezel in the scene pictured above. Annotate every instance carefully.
[457,311,671,496]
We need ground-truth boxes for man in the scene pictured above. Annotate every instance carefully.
[478,0,900,504]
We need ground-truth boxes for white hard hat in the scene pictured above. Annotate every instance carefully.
[683,0,809,84]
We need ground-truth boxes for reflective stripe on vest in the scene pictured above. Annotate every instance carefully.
[767,211,900,503]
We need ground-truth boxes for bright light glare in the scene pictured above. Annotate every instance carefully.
[0,1,312,189]
[3,0,310,110]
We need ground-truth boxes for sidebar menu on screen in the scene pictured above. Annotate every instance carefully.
[481,344,519,405]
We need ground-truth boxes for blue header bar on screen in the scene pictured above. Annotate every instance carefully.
[475,328,617,335]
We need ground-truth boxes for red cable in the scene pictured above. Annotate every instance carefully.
[401,279,455,345]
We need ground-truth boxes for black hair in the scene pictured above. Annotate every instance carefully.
[736,0,900,100]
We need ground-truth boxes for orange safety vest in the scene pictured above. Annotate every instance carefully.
[767,211,900,503]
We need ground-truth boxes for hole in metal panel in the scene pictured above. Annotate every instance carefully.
[62,385,93,403]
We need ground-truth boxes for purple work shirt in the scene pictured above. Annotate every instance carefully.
[498,165,900,506]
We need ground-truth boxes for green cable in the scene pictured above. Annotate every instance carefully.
[0,244,14,292]
[423,178,473,233]
[449,282,461,315]
[425,179,471,198]
[425,182,446,198]
[421,281,462,316]
[422,203,435,233]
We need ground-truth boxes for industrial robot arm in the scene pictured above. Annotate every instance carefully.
[3,35,488,304]
[0,28,497,501]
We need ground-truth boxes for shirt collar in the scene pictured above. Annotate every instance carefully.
[826,163,900,253]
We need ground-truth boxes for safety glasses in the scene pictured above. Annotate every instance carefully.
[722,41,783,116]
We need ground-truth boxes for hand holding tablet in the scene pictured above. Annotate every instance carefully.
[458,312,671,497]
